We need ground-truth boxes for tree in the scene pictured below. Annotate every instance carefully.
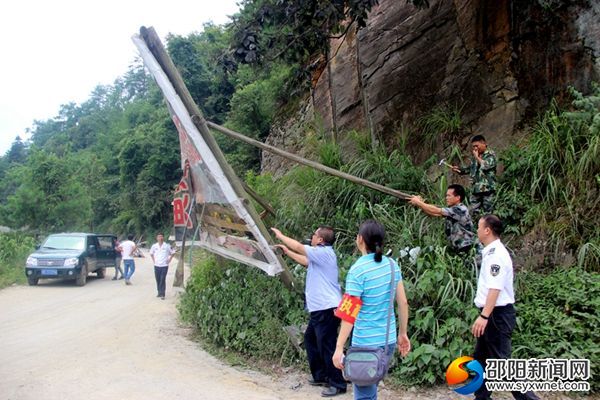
[115,106,180,233]
[167,24,236,124]
[5,136,28,164]
[230,0,381,66]
[2,150,92,231]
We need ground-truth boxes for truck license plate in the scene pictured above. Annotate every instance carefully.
[41,269,58,276]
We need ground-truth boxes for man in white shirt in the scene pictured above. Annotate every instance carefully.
[150,233,176,300]
[471,215,539,400]
[118,234,137,285]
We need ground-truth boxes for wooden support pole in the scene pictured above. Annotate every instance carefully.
[173,239,185,287]
[242,181,276,217]
[139,26,297,292]
[206,121,412,201]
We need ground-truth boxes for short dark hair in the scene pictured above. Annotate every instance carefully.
[481,214,503,236]
[448,184,466,202]
[358,220,386,262]
[471,134,486,143]
[317,226,335,246]
[127,234,134,241]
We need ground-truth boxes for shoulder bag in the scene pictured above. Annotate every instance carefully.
[342,258,395,386]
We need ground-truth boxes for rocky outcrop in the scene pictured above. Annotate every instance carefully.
[262,0,600,172]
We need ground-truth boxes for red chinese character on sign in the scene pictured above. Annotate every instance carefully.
[173,160,193,229]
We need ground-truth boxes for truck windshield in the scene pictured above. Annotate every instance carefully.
[42,236,86,251]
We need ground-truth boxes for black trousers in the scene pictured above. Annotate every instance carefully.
[305,308,347,390]
[474,304,539,400]
[154,266,168,297]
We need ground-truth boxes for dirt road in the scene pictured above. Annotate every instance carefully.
[0,252,316,400]
[0,252,591,400]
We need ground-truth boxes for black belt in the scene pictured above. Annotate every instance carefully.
[478,304,514,313]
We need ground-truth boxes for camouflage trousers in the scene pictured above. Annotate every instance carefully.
[469,191,495,219]
[449,242,482,271]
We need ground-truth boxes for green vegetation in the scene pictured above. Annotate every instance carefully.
[231,0,382,67]
[514,268,600,378]
[496,84,600,271]
[179,254,306,361]
[0,233,35,288]
[417,104,464,151]
[391,247,479,385]
[220,62,295,174]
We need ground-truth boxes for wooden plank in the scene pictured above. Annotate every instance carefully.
[204,225,227,238]
[203,203,245,222]
[203,215,252,233]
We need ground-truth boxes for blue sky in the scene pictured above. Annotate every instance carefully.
[0,0,240,155]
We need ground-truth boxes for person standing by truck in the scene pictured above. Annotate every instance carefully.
[112,237,124,280]
[118,234,137,285]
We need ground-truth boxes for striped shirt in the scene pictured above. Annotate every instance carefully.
[345,254,402,347]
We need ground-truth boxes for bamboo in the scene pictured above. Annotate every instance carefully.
[206,121,412,201]
[139,26,297,291]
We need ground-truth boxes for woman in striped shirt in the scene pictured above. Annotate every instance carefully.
[333,219,411,400]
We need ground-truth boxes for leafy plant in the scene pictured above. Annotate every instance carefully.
[514,267,600,391]
[0,233,35,288]
[178,252,306,363]
[390,246,478,386]
[417,105,464,150]
[496,85,600,270]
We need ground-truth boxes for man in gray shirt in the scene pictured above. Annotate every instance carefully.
[272,226,346,397]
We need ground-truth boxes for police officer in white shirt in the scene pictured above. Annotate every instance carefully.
[150,233,176,300]
[471,215,539,400]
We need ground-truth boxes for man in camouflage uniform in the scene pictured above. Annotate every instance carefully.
[452,135,497,218]
[409,184,475,254]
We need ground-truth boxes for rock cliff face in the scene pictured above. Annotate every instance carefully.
[263,0,600,172]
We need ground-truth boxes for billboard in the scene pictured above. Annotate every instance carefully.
[132,34,284,276]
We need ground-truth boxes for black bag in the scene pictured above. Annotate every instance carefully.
[342,259,395,386]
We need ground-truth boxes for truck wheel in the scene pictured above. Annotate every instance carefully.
[75,264,88,286]
[96,268,106,278]
[27,277,39,286]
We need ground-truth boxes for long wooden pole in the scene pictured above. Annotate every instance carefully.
[206,121,412,201]
[241,181,276,217]
[139,26,297,292]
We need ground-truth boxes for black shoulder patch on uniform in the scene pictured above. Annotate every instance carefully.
[490,264,501,276]
[488,248,495,255]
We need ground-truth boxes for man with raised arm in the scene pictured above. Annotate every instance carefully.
[452,135,497,218]
[409,184,475,255]
[271,226,346,397]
